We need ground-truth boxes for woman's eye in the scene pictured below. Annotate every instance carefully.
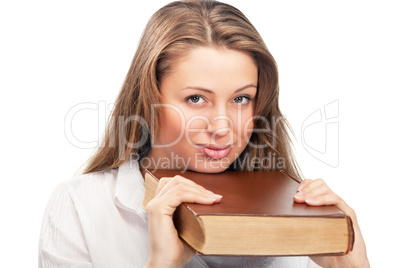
[185,94,251,105]
[233,95,251,104]
[186,95,205,104]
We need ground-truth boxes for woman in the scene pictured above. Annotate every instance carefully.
[39,1,369,267]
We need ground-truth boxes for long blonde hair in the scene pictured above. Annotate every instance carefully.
[83,0,302,180]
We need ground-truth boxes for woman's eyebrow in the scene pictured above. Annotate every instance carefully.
[180,83,257,94]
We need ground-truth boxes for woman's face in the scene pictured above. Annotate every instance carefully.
[144,47,258,173]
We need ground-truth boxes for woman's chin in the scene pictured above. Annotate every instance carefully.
[185,154,236,173]
[186,160,231,173]
[186,167,228,174]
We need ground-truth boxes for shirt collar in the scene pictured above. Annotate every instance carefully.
[114,159,147,221]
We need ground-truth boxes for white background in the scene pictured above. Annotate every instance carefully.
[1,0,401,267]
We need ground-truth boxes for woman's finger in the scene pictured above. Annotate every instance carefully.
[151,185,222,206]
[294,183,332,202]
[304,193,341,206]
[294,179,329,202]
[156,175,212,196]
[147,183,223,216]
[299,178,327,193]
[296,178,312,192]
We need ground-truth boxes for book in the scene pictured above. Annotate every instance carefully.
[142,169,354,256]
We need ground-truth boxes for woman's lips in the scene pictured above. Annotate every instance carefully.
[198,145,232,159]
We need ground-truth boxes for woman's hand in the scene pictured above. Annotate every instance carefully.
[144,175,222,268]
[293,178,370,268]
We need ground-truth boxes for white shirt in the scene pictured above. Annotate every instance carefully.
[38,160,321,268]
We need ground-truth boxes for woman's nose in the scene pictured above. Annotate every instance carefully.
[209,110,232,138]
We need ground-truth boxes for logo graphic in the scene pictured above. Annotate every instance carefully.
[64,101,112,149]
[301,100,339,167]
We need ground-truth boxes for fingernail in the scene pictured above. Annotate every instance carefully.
[294,191,304,199]
[206,192,222,200]
[296,185,303,192]
[305,198,317,204]
[208,193,222,198]
[206,190,222,198]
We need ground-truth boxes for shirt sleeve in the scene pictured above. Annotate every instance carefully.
[38,183,93,268]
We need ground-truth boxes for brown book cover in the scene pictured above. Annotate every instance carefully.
[142,169,354,256]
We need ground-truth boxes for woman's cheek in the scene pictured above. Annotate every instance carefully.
[158,106,186,145]
[184,111,210,146]
[237,109,254,148]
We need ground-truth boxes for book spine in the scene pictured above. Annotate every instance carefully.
[345,215,355,254]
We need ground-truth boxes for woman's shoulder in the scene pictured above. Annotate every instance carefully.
[53,160,143,209]
[65,168,118,190]
[49,167,120,207]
